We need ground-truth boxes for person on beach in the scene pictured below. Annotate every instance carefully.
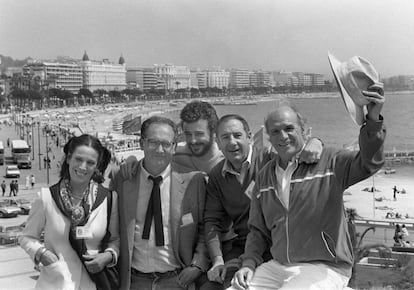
[30,174,36,188]
[14,180,19,196]
[9,180,14,196]
[230,59,386,288]
[393,185,398,200]
[1,180,6,196]
[394,224,402,246]
[19,134,120,290]
[110,116,211,290]
[204,114,323,289]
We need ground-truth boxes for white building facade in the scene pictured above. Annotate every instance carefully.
[80,52,127,92]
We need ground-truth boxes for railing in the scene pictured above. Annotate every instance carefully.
[113,146,141,153]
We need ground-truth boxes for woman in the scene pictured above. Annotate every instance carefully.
[19,134,119,290]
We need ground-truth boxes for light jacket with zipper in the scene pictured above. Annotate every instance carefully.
[241,117,386,277]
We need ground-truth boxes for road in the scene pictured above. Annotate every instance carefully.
[0,121,66,289]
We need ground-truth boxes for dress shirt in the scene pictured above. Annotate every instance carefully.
[275,159,298,209]
[132,163,180,273]
[221,144,253,184]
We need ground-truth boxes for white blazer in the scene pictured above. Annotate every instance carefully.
[19,187,119,290]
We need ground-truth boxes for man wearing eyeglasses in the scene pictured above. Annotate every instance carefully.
[111,116,210,290]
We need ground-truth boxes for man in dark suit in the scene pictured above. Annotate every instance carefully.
[111,116,210,290]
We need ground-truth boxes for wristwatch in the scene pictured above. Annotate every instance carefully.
[191,263,204,272]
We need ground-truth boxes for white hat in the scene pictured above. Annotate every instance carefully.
[328,53,382,125]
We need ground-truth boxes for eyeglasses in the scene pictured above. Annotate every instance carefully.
[145,139,175,150]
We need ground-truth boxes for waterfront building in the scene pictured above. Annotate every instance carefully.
[4,67,24,77]
[207,69,230,89]
[23,61,83,93]
[154,64,191,90]
[249,71,271,88]
[229,69,250,88]
[126,67,159,91]
[195,70,207,89]
[308,73,325,86]
[272,71,292,87]
[190,70,200,88]
[80,51,127,92]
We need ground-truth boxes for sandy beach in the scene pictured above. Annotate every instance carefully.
[344,165,414,224]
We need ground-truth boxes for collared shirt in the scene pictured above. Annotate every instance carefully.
[132,163,180,273]
[274,146,304,209]
[221,144,253,184]
[275,158,298,209]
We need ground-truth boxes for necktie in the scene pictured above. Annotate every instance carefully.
[142,175,164,246]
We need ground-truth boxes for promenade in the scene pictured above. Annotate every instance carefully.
[0,120,65,290]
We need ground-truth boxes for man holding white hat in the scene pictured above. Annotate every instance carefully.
[229,54,386,290]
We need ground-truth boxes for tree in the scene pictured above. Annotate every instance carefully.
[346,207,391,288]
[190,87,199,98]
[79,88,92,98]
[10,88,28,109]
[175,81,181,90]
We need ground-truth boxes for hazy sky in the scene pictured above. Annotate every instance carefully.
[1,0,413,77]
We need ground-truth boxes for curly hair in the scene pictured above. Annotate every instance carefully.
[60,134,111,184]
[180,101,218,134]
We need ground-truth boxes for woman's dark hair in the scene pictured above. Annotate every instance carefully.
[60,134,111,184]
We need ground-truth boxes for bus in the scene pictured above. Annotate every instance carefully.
[0,141,4,165]
[11,140,31,168]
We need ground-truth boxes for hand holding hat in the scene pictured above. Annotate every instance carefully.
[362,83,385,122]
[328,53,385,125]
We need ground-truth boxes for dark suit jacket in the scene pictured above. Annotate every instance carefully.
[111,161,209,290]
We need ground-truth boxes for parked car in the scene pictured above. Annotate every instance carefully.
[0,225,23,245]
[5,165,21,178]
[0,201,21,218]
[3,198,32,215]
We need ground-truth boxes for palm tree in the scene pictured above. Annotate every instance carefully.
[346,208,391,288]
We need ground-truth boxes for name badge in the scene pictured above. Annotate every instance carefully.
[75,226,93,239]
[244,181,255,199]
[181,213,194,226]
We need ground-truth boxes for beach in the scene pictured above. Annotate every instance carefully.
[344,165,414,223]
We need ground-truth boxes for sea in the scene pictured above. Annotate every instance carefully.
[209,92,414,152]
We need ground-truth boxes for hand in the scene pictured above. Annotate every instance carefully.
[207,263,225,283]
[363,83,385,122]
[178,266,202,288]
[231,267,254,290]
[299,137,323,164]
[40,250,58,266]
[120,155,139,180]
[83,252,112,274]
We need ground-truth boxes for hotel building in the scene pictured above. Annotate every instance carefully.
[154,64,191,90]
[81,52,127,92]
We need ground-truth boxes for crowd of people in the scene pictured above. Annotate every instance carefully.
[393,224,411,247]
[1,180,20,196]
[18,56,386,290]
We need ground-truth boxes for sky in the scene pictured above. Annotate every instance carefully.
[1,0,414,77]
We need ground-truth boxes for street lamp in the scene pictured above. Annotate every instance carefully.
[46,132,50,184]
[31,117,35,160]
[38,121,42,171]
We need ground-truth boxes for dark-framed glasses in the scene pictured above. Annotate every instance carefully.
[145,139,175,150]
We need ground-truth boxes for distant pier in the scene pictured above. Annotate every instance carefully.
[385,150,414,165]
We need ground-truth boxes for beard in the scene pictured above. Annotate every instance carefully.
[188,139,214,157]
